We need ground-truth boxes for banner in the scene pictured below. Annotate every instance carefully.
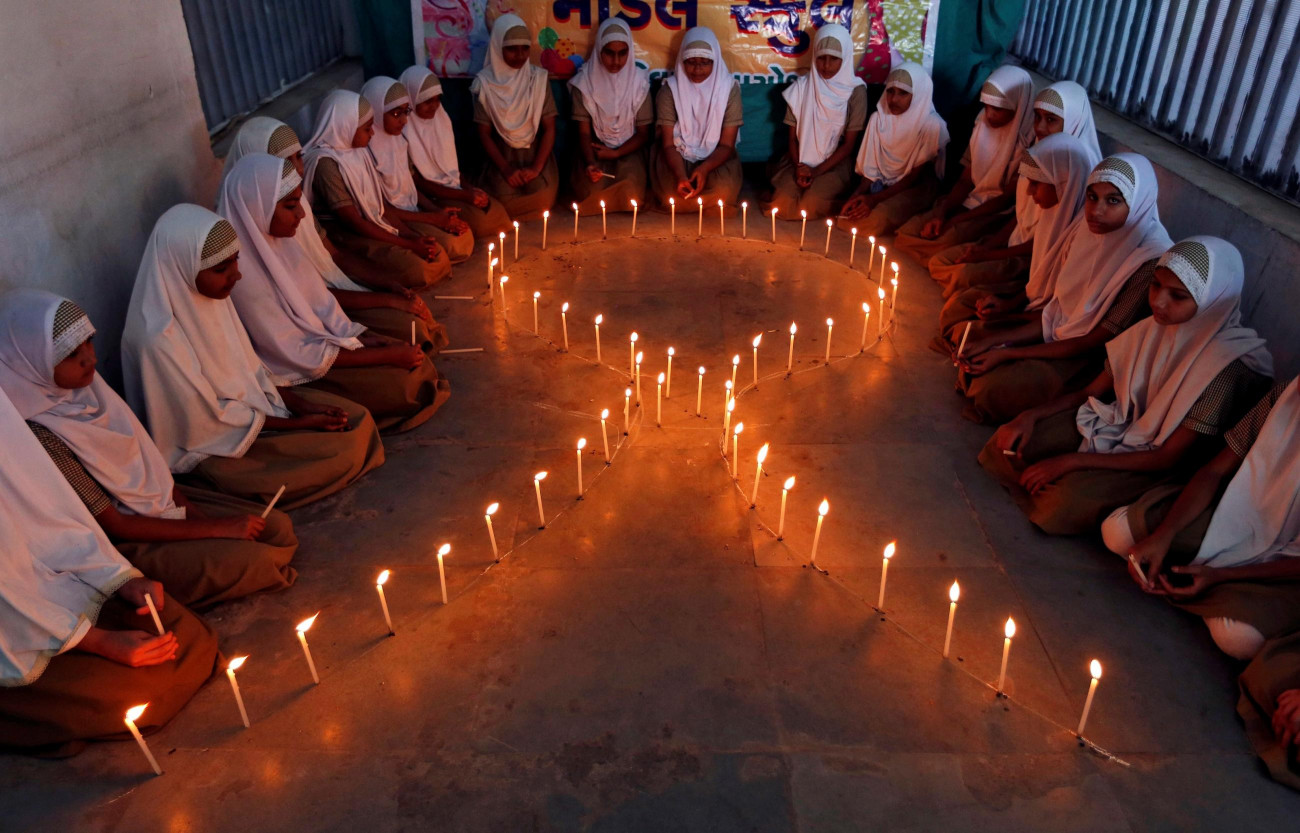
[417,0,938,84]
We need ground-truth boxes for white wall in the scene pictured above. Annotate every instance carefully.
[0,0,219,385]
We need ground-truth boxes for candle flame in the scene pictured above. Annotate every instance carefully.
[488,243,494,252]
[499,232,505,240]
[513,220,519,229]
[1090,659,1103,679]
[657,372,665,383]
[742,200,748,208]
[783,475,795,490]
[669,197,674,205]
[757,443,769,463]
[437,543,451,557]
[772,208,778,216]
[851,227,858,235]
[698,366,705,375]
[500,275,508,285]
[752,334,762,348]
[891,261,899,272]
[891,277,898,287]
[818,498,830,516]
[789,322,797,334]
[625,387,632,396]
[800,209,807,218]
[490,258,498,267]
[600,409,609,419]
[862,301,869,312]
[577,437,587,450]
[949,581,960,603]
[630,332,638,343]
[725,380,733,391]
[668,346,675,356]
[486,502,499,515]
[635,351,643,364]
[595,314,603,324]
[599,199,605,208]
[533,291,540,299]
[726,397,735,412]
[879,245,886,255]
[1005,618,1016,639]
[534,471,547,481]
[883,541,896,560]
[826,218,833,227]
[734,421,744,435]
[228,656,247,671]
[868,235,875,244]
[296,613,318,633]
[377,569,390,586]
[543,210,549,218]
[630,199,637,207]
[562,302,570,312]
[572,202,578,210]
[125,704,148,723]
[878,287,886,299]
[717,199,723,207]
[826,317,834,326]
[697,197,703,205]
[732,354,740,366]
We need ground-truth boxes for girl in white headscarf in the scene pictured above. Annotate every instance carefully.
[121,204,384,510]
[0,290,297,610]
[304,89,450,290]
[652,27,744,206]
[894,64,1035,265]
[982,236,1273,537]
[929,78,1102,298]
[762,25,867,221]
[960,153,1173,424]
[221,116,444,350]
[359,75,474,264]
[471,14,559,220]
[400,65,513,238]
[220,154,449,433]
[568,18,653,213]
[838,61,945,235]
[0,385,218,753]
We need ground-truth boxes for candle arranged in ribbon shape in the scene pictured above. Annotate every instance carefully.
[600,200,607,239]
[532,291,540,333]
[878,541,896,610]
[533,473,548,529]
[512,220,519,260]
[630,199,638,236]
[943,581,959,658]
[823,218,833,255]
[849,227,858,265]
[1076,660,1103,736]
[542,209,549,249]
[226,656,250,728]
[375,570,394,635]
[572,202,579,241]
[600,409,611,463]
[799,209,807,249]
[777,476,795,539]
[594,314,603,362]
[666,346,675,397]
[824,318,834,364]
[997,618,1016,695]
[731,422,744,478]
[656,373,665,426]
[576,438,587,497]
[696,366,705,416]
[296,614,319,684]
[484,502,500,559]
[810,499,829,567]
[750,442,768,507]
[124,704,162,775]
[436,543,450,604]
[770,207,778,243]
[560,302,570,351]
[742,201,748,238]
[787,322,797,372]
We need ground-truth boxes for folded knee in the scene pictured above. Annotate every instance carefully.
[1100,506,1135,556]
[1205,618,1266,661]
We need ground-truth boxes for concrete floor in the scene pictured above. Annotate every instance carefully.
[3,210,1296,831]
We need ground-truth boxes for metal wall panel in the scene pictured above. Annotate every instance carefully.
[181,0,347,133]
[1013,0,1300,203]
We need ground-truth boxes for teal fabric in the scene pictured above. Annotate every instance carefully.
[353,0,415,78]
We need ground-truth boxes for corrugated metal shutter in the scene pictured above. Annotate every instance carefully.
[1012,0,1300,205]
[181,0,348,133]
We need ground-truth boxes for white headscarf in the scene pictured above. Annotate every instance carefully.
[963,65,1035,209]
[221,116,303,181]
[1009,82,1101,248]
[303,89,399,234]
[1077,236,1273,454]
[219,154,365,386]
[361,76,420,211]
[782,25,865,167]
[1017,133,1100,308]
[121,204,289,474]
[569,18,651,149]
[471,14,549,149]
[400,66,462,189]
[0,388,139,686]
[855,61,948,185]
[0,290,183,520]
[1195,378,1300,567]
[1040,154,1173,342]
[665,27,736,163]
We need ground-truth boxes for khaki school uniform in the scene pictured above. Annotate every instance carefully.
[570,88,653,213]
[474,86,560,221]
[764,86,868,220]
[651,82,744,207]
[893,145,1012,263]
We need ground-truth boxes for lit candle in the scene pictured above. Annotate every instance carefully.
[600,409,611,463]
[124,704,162,775]
[810,498,829,567]
[499,275,508,313]
[666,347,675,397]
[561,302,570,351]
[532,291,540,333]
[623,387,631,435]
[866,235,876,276]
[629,331,638,378]
[878,245,887,286]
[891,262,900,309]
[635,351,643,404]
[877,541,896,610]
[499,231,506,264]
[542,209,549,249]
[669,197,676,235]
[376,570,394,635]
[731,421,744,477]
[436,543,450,603]
[261,483,286,518]
[849,227,857,265]
[226,656,250,728]
[751,334,761,385]
[656,373,664,426]
[533,472,547,528]
[877,287,886,338]
[1076,660,1103,736]
[824,318,834,363]
[742,201,748,238]
[576,438,587,497]
[859,302,871,351]
[718,199,724,235]
[489,257,498,292]
[594,314,603,362]
[572,202,579,241]
[143,592,164,636]
[750,442,768,507]
[722,394,734,441]
[600,199,607,239]
[956,321,973,365]
[487,242,495,289]
[630,199,638,236]
[823,218,833,255]
[723,379,733,416]
[484,502,500,559]
[296,614,319,684]
[777,476,794,539]
[943,581,959,658]
[770,207,778,242]
[512,220,519,260]
[697,197,703,236]
[787,322,796,372]
[730,353,740,391]
[996,617,1016,695]
[799,210,807,249]
[696,366,705,416]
